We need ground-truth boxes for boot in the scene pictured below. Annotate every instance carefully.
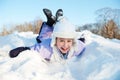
[43,8,56,26]
[56,9,63,21]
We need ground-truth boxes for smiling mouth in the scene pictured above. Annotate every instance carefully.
[61,47,68,51]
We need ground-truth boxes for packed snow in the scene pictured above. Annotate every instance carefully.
[0,30,120,80]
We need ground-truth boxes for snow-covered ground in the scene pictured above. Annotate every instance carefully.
[0,31,120,80]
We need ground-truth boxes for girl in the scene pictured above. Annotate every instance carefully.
[9,16,85,63]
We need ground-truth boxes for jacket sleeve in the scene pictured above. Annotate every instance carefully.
[74,40,86,56]
[30,39,53,60]
[30,43,41,52]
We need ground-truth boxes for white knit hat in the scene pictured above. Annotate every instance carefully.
[51,16,78,47]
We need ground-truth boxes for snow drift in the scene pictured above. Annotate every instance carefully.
[0,31,120,80]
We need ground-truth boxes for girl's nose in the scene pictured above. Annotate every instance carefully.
[63,41,68,48]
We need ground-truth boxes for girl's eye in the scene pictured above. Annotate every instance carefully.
[67,40,72,42]
[60,40,64,42]
[68,40,71,42]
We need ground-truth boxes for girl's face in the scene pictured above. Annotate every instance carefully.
[56,37,74,54]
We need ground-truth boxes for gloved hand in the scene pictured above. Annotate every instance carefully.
[9,47,30,58]
[78,33,85,43]
[79,37,85,43]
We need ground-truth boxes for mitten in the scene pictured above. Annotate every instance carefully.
[9,47,30,58]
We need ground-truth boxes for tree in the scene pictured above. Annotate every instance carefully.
[95,7,120,39]
[1,27,9,36]
[96,7,113,28]
[101,20,118,39]
[33,19,43,34]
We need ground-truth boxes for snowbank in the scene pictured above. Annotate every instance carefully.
[0,31,120,80]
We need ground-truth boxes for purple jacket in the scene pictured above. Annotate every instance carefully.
[30,38,85,60]
[31,22,85,61]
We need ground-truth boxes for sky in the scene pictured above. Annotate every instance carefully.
[0,0,120,29]
[0,30,120,80]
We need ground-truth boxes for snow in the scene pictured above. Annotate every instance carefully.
[0,30,120,80]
